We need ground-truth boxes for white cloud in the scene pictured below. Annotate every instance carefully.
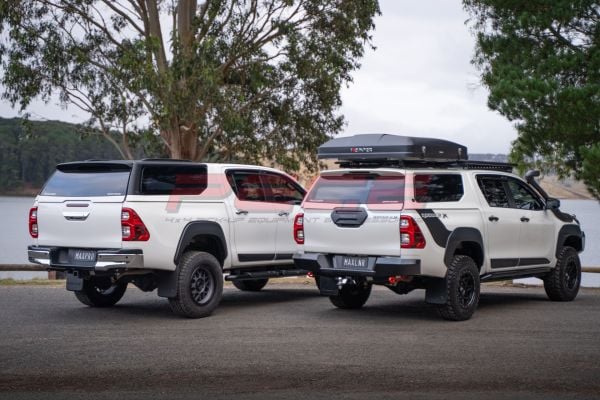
[340,0,517,154]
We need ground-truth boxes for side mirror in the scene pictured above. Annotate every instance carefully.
[546,198,560,210]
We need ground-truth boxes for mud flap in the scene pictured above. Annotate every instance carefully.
[425,277,447,305]
[156,270,178,298]
[318,276,339,296]
[66,273,84,292]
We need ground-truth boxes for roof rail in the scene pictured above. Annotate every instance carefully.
[140,158,192,162]
[337,159,514,172]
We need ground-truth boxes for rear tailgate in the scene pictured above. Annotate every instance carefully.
[302,170,404,256]
[36,163,131,249]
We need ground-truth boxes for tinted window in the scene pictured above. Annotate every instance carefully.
[261,174,305,204]
[141,165,207,195]
[414,174,463,202]
[41,170,130,197]
[306,173,405,204]
[507,179,543,210]
[477,177,509,208]
[228,171,266,202]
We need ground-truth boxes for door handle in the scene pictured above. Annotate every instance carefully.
[63,211,90,221]
[235,210,248,215]
[488,216,499,222]
[278,211,289,217]
[520,217,530,222]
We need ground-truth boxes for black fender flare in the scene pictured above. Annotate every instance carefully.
[157,221,228,298]
[556,224,583,256]
[173,221,228,265]
[443,227,484,268]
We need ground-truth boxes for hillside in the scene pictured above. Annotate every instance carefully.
[0,117,593,199]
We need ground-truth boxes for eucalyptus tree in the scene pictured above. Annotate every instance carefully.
[0,0,379,169]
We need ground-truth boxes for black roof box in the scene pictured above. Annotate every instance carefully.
[318,134,468,162]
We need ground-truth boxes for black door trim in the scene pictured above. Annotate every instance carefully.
[238,253,276,262]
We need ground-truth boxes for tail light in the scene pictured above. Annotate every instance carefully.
[400,215,425,249]
[121,208,150,241]
[29,207,38,238]
[294,213,304,244]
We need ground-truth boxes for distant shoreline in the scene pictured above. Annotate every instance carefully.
[2,181,594,200]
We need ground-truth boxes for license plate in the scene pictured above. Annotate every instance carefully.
[70,249,97,264]
[338,256,370,271]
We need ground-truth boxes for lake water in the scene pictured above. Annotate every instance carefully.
[0,196,598,284]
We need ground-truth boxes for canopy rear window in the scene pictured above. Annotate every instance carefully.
[41,167,130,197]
[306,173,405,205]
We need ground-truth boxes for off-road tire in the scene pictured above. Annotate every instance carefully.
[329,281,372,309]
[437,255,480,321]
[232,278,268,292]
[544,246,581,302]
[74,277,127,307]
[169,251,223,318]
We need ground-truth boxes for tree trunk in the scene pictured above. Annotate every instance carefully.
[164,122,198,160]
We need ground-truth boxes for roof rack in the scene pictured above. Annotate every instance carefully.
[336,159,513,172]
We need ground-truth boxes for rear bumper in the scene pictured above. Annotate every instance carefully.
[27,246,144,272]
[293,252,420,278]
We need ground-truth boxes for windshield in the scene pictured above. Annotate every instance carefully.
[305,173,405,205]
[41,170,130,197]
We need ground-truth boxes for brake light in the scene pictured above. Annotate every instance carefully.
[121,207,150,241]
[294,213,304,244]
[29,207,38,238]
[400,215,425,249]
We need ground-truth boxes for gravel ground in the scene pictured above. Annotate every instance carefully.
[1,283,599,399]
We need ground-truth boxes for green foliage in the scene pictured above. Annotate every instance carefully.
[581,143,600,198]
[464,0,600,198]
[0,117,151,193]
[0,1,380,171]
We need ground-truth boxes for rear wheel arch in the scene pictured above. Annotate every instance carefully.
[174,221,228,267]
[158,222,227,299]
[444,228,484,270]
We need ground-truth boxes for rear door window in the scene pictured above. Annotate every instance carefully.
[306,173,405,205]
[140,165,207,195]
[413,174,463,202]
[41,165,130,197]
[477,176,510,208]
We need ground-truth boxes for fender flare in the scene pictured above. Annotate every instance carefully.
[443,227,484,268]
[556,224,583,256]
[173,221,228,265]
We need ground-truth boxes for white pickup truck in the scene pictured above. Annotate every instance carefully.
[28,160,307,318]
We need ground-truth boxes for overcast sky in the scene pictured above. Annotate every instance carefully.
[0,0,517,154]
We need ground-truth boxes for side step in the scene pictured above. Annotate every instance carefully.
[225,269,308,281]
[480,267,552,282]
